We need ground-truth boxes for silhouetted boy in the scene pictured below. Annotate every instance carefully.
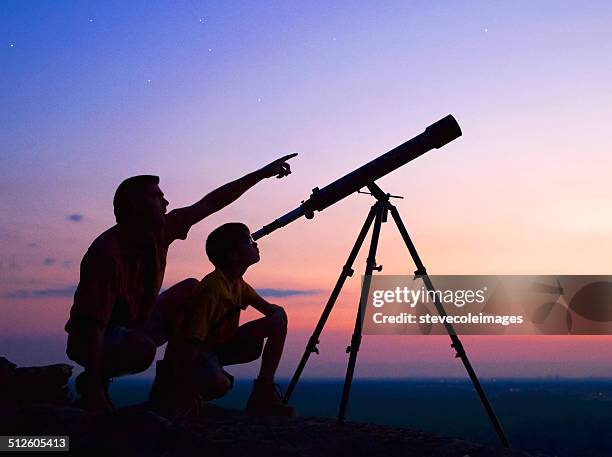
[154,223,294,417]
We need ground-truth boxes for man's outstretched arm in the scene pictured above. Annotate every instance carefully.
[175,153,297,227]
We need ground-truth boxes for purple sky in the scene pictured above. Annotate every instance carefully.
[1,1,612,378]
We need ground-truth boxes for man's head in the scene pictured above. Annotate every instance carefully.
[205,223,260,271]
[113,175,168,228]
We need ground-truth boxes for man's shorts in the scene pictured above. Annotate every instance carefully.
[66,295,169,365]
[66,324,144,366]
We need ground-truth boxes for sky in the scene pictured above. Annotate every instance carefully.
[1,0,612,379]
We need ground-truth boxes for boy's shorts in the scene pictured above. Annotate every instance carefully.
[193,331,264,387]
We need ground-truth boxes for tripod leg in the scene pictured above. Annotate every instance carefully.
[283,205,378,404]
[337,202,386,424]
[388,205,511,448]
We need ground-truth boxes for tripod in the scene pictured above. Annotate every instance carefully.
[282,182,510,448]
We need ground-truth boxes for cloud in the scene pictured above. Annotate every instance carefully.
[3,285,76,299]
[43,257,56,266]
[66,214,84,223]
[257,288,321,298]
[3,285,319,300]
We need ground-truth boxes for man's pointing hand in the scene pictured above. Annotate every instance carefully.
[259,153,298,179]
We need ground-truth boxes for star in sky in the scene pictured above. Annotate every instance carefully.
[9,43,15,48]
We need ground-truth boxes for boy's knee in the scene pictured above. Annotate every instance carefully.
[176,278,199,300]
[155,278,199,334]
[165,278,199,308]
[204,372,231,399]
[182,278,199,292]
[269,307,288,335]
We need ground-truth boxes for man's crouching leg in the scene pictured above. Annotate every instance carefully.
[147,278,201,409]
[67,327,157,412]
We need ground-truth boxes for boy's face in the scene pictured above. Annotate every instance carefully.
[231,231,260,268]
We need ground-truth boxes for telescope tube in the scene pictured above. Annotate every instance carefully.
[252,114,462,240]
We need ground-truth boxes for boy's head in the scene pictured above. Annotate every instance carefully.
[205,223,260,270]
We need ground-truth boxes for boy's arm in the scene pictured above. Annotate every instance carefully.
[249,293,285,317]
[171,153,297,227]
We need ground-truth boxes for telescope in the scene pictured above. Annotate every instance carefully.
[252,114,462,240]
[262,114,511,447]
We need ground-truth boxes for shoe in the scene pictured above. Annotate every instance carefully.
[151,360,206,418]
[245,378,295,417]
[160,392,206,419]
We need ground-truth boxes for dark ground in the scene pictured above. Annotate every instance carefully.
[11,402,541,457]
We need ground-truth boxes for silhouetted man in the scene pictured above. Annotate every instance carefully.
[65,154,296,412]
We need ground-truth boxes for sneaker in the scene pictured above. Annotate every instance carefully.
[153,361,213,418]
[245,378,295,417]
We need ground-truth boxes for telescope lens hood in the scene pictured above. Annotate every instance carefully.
[426,115,462,149]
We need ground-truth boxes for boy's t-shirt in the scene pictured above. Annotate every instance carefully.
[177,268,259,345]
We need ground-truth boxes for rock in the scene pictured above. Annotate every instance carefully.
[0,358,72,407]
[0,357,546,456]
[13,364,73,405]
[17,404,185,455]
[0,357,73,434]
[0,357,17,393]
[0,357,17,376]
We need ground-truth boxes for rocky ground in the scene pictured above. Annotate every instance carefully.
[0,357,545,457]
